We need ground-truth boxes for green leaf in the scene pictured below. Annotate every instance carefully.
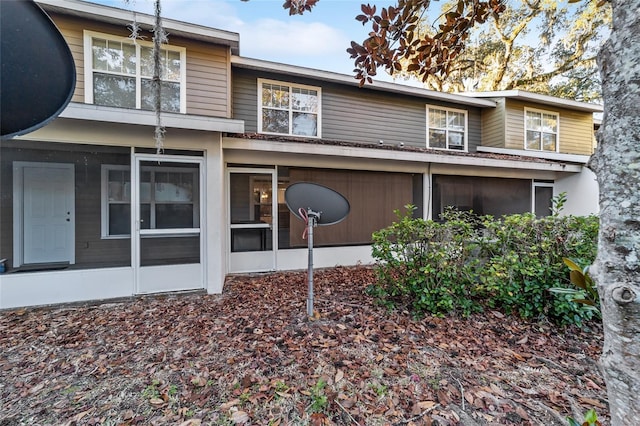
[563,257,582,272]
[584,408,598,423]
[569,270,588,290]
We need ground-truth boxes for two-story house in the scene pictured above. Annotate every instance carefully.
[0,0,601,309]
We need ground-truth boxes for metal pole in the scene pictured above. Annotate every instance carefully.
[307,213,315,318]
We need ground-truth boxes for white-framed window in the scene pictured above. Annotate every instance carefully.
[101,164,199,238]
[258,78,321,137]
[525,108,559,152]
[426,105,468,151]
[84,31,186,113]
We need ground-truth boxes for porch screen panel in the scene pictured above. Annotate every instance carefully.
[287,169,413,247]
[2,140,132,270]
[140,236,200,266]
[433,175,532,218]
[138,160,201,266]
[534,186,553,217]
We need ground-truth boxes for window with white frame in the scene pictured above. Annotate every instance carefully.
[525,108,559,152]
[101,165,199,237]
[84,31,185,113]
[258,79,321,137]
[426,106,467,151]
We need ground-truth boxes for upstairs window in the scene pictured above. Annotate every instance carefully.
[426,106,467,151]
[84,31,185,113]
[525,108,559,151]
[258,79,321,137]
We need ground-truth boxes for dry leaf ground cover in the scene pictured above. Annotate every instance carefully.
[1,266,607,425]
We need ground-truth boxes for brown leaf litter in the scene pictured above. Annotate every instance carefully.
[0,266,608,425]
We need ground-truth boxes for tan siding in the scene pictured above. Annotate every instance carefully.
[184,41,230,117]
[50,14,88,103]
[557,109,594,155]
[480,99,506,148]
[504,99,594,155]
[49,14,230,117]
[505,100,526,150]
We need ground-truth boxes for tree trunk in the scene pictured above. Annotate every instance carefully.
[588,1,640,424]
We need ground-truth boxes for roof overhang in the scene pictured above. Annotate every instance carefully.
[37,0,240,54]
[58,102,244,133]
[463,90,603,113]
[223,136,583,173]
[231,56,497,109]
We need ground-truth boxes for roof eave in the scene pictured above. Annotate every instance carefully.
[37,0,240,54]
[231,56,497,108]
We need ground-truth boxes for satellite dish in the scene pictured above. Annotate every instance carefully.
[285,182,350,226]
[285,182,350,319]
[1,0,76,138]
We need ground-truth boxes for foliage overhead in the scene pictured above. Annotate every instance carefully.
[346,0,507,86]
[391,0,611,101]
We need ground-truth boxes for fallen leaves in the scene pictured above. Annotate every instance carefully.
[0,266,608,425]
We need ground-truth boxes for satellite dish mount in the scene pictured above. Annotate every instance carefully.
[285,183,350,319]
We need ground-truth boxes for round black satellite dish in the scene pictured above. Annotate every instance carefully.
[285,182,350,226]
[1,0,76,138]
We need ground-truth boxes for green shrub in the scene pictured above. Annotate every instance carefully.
[370,206,481,317]
[369,204,599,325]
[477,213,599,325]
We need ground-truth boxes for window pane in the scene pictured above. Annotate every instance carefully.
[448,111,465,131]
[108,169,131,202]
[262,84,289,108]
[429,109,446,128]
[109,204,131,235]
[122,43,136,75]
[262,109,289,133]
[92,38,108,70]
[429,129,446,148]
[141,79,180,112]
[93,74,136,108]
[526,111,541,130]
[140,46,154,76]
[543,113,557,133]
[155,204,194,228]
[292,112,317,136]
[154,172,194,202]
[542,133,557,151]
[526,130,541,150]
[448,131,464,149]
[292,88,318,112]
[167,51,181,80]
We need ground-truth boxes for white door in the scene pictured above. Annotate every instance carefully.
[228,169,277,273]
[21,164,75,264]
[132,154,205,294]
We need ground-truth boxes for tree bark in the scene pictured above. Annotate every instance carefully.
[588,1,640,424]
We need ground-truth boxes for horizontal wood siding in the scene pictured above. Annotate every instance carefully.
[504,99,594,155]
[50,14,230,117]
[232,69,483,151]
[184,41,229,117]
[322,84,425,147]
[1,141,132,269]
[232,72,259,132]
[480,98,506,148]
[557,109,595,155]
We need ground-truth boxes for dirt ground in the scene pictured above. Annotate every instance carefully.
[0,266,608,425]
